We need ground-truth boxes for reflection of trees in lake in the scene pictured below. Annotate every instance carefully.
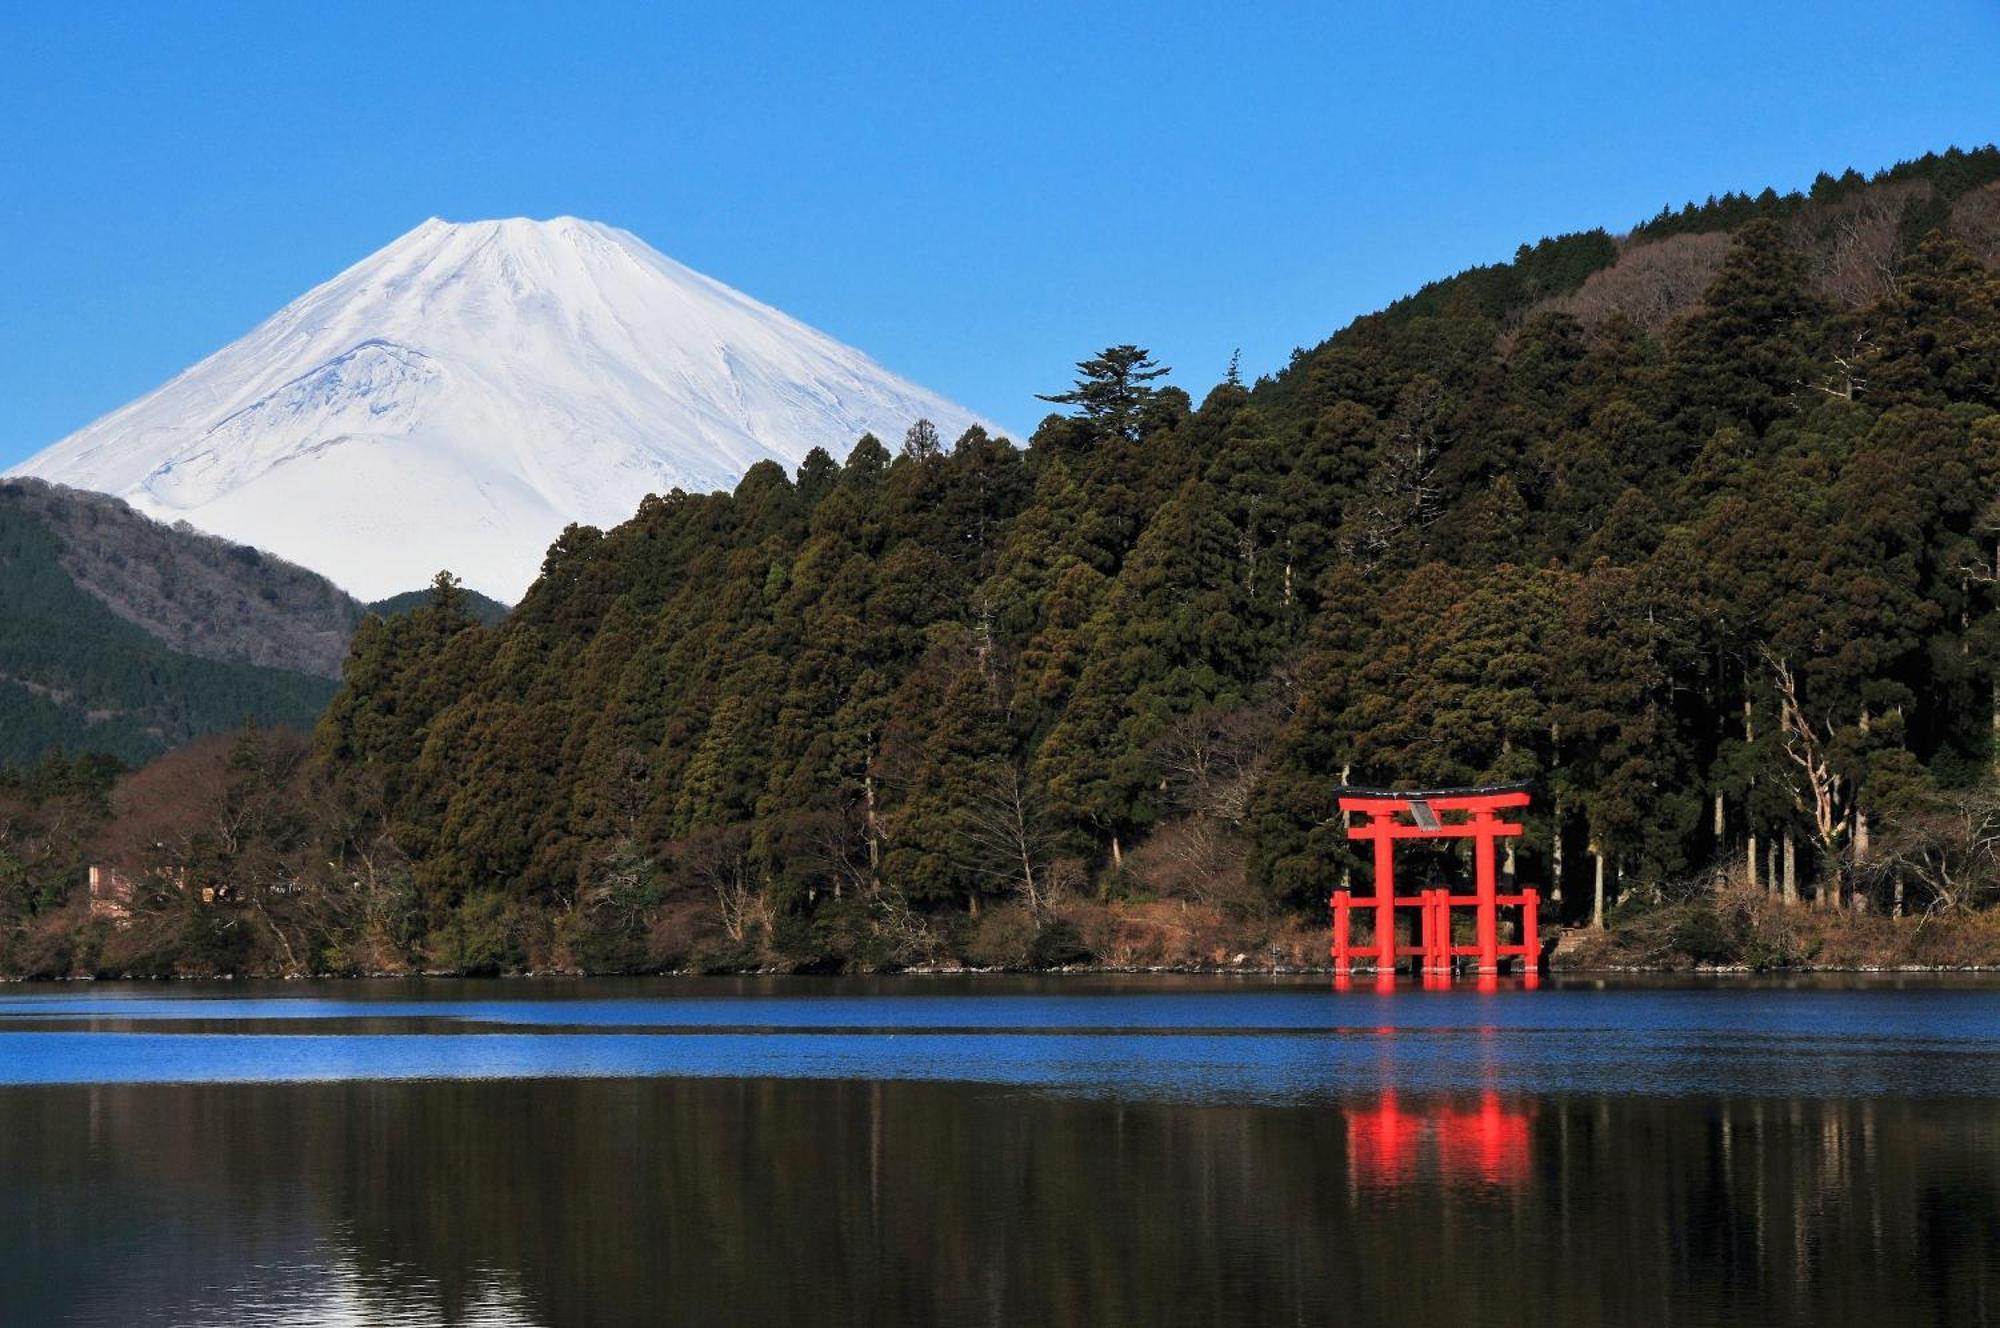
[0,1082,1993,1326]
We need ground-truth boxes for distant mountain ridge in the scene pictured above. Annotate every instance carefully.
[0,484,340,766]
[2,479,364,678]
[0,480,502,767]
[11,216,999,599]
[1301,144,2000,353]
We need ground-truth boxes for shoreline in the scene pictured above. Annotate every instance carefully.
[9,960,2000,983]
[14,895,2000,982]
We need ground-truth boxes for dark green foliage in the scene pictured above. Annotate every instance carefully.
[1028,917,1092,968]
[0,504,337,768]
[1667,904,1739,966]
[1370,230,1621,328]
[0,749,124,806]
[1037,345,1172,444]
[1668,219,1826,435]
[1632,146,2000,242]
[369,582,512,625]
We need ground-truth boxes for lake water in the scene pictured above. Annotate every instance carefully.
[1,975,1995,1325]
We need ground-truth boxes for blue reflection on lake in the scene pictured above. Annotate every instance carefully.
[1,979,1995,1100]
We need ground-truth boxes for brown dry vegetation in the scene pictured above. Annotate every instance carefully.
[1544,231,1734,333]
[1790,180,1929,308]
[1554,879,2000,971]
[1953,181,2000,266]
[1541,176,1989,337]
[1,479,364,677]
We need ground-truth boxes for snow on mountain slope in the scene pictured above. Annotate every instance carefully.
[11,218,999,600]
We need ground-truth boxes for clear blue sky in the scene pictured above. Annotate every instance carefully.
[4,1,1998,464]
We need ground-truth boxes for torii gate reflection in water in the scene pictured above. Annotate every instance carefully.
[1331,787,1541,986]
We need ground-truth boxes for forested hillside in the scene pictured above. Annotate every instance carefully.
[11,147,2000,977]
[0,486,345,767]
[0,481,515,771]
[1,479,366,677]
[367,586,511,626]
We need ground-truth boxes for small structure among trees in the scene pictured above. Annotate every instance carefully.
[87,865,133,926]
[1331,786,1541,982]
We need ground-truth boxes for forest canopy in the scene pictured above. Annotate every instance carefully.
[9,147,2000,977]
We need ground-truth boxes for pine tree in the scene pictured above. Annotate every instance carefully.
[1037,345,1171,443]
[901,418,944,462]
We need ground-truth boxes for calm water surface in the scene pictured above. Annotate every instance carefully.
[1,975,1995,1325]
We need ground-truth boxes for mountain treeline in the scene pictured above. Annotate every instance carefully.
[10,148,2000,976]
[1,479,367,677]
[0,494,342,768]
[0,480,516,773]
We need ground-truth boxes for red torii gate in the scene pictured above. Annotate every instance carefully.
[1331,786,1540,978]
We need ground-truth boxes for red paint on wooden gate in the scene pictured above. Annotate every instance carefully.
[1329,787,1542,980]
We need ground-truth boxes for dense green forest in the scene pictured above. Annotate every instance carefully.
[0,500,340,767]
[367,585,511,626]
[0,479,513,773]
[7,147,2000,976]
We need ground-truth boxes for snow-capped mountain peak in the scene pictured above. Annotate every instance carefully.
[12,217,998,600]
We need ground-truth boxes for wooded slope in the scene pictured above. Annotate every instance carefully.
[298,148,2000,971]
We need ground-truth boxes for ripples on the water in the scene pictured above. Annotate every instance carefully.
[2,979,1997,1100]
[1,977,1995,1326]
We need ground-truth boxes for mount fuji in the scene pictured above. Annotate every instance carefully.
[12,218,1000,600]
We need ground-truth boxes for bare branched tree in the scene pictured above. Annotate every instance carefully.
[1866,784,2000,915]
[797,803,875,902]
[866,877,949,966]
[901,418,943,462]
[1950,182,2000,267]
[1545,231,1733,333]
[1803,186,1911,309]
[1342,376,1447,567]
[954,761,1056,920]
[584,838,659,933]
[1148,704,1274,825]
[680,827,764,945]
[1764,651,1850,858]
[1815,321,1874,402]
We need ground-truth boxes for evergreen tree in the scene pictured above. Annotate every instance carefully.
[1037,345,1171,443]
[1669,219,1826,436]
